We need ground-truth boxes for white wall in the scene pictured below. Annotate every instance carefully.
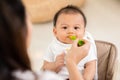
[83,0,120,59]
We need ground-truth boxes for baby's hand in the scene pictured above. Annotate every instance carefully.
[64,47,71,54]
[54,53,65,72]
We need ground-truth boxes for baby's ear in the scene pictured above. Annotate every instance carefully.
[53,27,57,35]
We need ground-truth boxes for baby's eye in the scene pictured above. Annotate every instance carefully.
[74,26,80,30]
[62,26,67,29]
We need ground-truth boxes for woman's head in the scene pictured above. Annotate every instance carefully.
[0,0,31,73]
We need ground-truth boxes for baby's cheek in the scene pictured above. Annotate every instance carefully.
[77,35,84,39]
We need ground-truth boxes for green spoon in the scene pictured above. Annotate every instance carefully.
[69,36,85,46]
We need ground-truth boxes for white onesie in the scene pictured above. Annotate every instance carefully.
[43,31,98,80]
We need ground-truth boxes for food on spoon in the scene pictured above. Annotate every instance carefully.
[69,35,85,46]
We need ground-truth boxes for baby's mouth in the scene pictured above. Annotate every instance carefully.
[68,35,77,40]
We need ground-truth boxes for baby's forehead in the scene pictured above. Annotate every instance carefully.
[59,13,84,20]
[58,13,85,23]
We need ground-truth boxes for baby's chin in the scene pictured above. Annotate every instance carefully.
[62,40,73,44]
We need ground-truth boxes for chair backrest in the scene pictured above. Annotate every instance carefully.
[95,40,117,80]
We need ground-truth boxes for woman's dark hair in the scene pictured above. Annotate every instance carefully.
[0,0,31,79]
[53,5,87,27]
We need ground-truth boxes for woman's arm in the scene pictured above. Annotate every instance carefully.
[66,58,84,80]
[65,39,90,80]
[83,60,96,80]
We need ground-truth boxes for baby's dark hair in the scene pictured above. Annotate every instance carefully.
[53,5,87,27]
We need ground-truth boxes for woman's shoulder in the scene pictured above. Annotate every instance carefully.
[13,70,38,80]
[13,70,64,80]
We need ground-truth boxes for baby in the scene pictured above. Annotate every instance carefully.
[42,5,98,80]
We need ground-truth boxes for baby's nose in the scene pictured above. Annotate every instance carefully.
[68,32,74,34]
[68,28,74,33]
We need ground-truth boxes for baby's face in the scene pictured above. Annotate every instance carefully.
[53,13,85,44]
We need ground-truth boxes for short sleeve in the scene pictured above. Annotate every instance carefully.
[87,42,97,62]
[43,45,55,62]
[85,31,97,62]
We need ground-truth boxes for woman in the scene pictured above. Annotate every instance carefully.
[0,0,90,80]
